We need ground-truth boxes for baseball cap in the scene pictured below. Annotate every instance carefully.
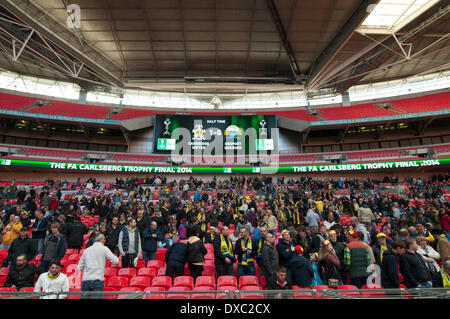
[348,228,358,238]
[376,232,387,238]
[294,245,303,255]
[322,239,331,247]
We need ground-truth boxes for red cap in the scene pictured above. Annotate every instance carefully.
[294,245,303,255]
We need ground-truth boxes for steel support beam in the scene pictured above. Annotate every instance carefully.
[307,0,380,90]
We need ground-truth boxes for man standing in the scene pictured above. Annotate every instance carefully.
[213,226,236,277]
[351,217,370,244]
[4,254,39,290]
[118,218,142,268]
[276,229,295,275]
[105,216,122,255]
[6,227,36,269]
[344,229,371,288]
[65,216,89,250]
[31,210,48,255]
[77,234,119,299]
[142,221,163,263]
[357,204,374,230]
[290,245,314,288]
[39,223,67,272]
[400,238,432,288]
[372,232,391,266]
[381,240,406,288]
[261,232,279,284]
[234,227,258,277]
[1,214,22,249]
[306,206,320,230]
[34,259,70,299]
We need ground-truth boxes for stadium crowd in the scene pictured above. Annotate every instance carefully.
[0,174,449,298]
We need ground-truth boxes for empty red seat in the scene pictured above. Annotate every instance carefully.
[239,275,259,289]
[240,292,265,299]
[19,287,35,292]
[217,276,237,288]
[157,267,167,276]
[117,287,142,299]
[0,250,8,259]
[135,260,146,269]
[201,268,216,277]
[102,287,118,299]
[104,268,118,279]
[147,260,164,269]
[294,291,316,299]
[192,292,215,299]
[142,286,166,299]
[68,254,80,265]
[193,286,214,291]
[138,267,157,279]
[166,286,189,299]
[361,284,382,289]
[66,288,81,299]
[151,276,172,290]
[0,287,17,299]
[129,276,151,290]
[217,285,237,291]
[240,285,261,291]
[361,290,387,298]
[195,276,216,290]
[173,276,194,290]
[106,276,129,290]
[0,268,9,276]
[118,268,137,280]
[64,264,78,276]
[337,285,360,297]
[65,249,78,256]
[155,249,167,262]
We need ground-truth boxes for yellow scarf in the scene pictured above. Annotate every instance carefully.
[240,238,253,266]
[197,212,207,232]
[441,269,450,287]
[48,271,60,280]
[380,244,387,263]
[220,234,234,259]
[127,226,136,233]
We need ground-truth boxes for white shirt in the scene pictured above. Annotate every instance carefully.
[34,272,70,299]
[77,242,119,281]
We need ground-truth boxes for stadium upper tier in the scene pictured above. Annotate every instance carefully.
[1,143,449,166]
[0,91,448,123]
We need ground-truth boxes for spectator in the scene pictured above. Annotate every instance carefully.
[416,223,435,244]
[311,225,328,253]
[165,241,187,278]
[77,234,119,299]
[294,225,312,259]
[158,231,173,249]
[6,227,36,269]
[351,217,370,244]
[372,232,391,266]
[31,210,48,255]
[118,218,142,268]
[4,254,39,290]
[234,214,253,238]
[203,226,218,244]
[213,226,236,277]
[381,240,406,289]
[261,232,278,284]
[432,260,450,288]
[400,238,433,288]
[34,259,69,299]
[264,209,278,236]
[105,216,122,255]
[290,245,314,288]
[276,230,295,274]
[323,213,336,230]
[1,214,22,249]
[142,221,163,263]
[65,216,88,250]
[266,266,292,298]
[186,224,207,280]
[318,240,341,287]
[436,231,450,261]
[416,236,440,277]
[255,226,267,268]
[358,203,374,230]
[39,222,67,272]
[344,229,371,288]
[234,227,257,277]
[135,208,148,238]
[306,206,320,229]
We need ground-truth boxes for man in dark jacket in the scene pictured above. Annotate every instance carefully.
[165,241,187,278]
[372,232,392,266]
[7,227,36,269]
[266,266,293,299]
[38,222,67,272]
[261,232,279,284]
[105,216,121,255]
[4,254,39,290]
[381,240,406,288]
[142,221,163,263]
[31,210,48,255]
[276,230,295,276]
[290,245,314,288]
[234,227,258,277]
[400,238,432,288]
[294,225,312,259]
[135,208,148,238]
[65,216,88,250]
[213,226,236,277]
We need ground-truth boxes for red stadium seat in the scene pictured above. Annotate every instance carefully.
[65,249,79,256]
[201,268,216,277]
[239,275,259,289]
[166,286,189,299]
[0,287,16,299]
[338,285,358,290]
[217,276,237,288]
[193,286,214,291]
[138,267,157,279]
[19,287,35,292]
[117,287,142,299]
[337,285,360,298]
[217,285,237,291]
[102,287,118,299]
[240,292,265,299]
[117,268,137,280]
[64,264,78,276]
[106,276,129,290]
[142,287,166,299]
[0,250,8,260]
[147,260,164,269]
[129,276,152,290]
[294,291,316,299]
[0,268,9,276]
[151,276,172,290]
[155,249,167,262]
[361,284,382,289]
[173,276,194,290]
[191,293,215,299]
[135,260,146,269]
[104,268,118,279]
[195,276,216,289]
[157,267,167,276]
[66,288,81,299]
[68,254,80,265]
[240,285,261,291]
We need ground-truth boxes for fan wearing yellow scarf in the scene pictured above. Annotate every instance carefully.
[234,227,257,277]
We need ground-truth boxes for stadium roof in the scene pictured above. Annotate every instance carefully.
[0,0,448,96]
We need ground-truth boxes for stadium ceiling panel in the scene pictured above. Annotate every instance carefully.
[0,0,447,96]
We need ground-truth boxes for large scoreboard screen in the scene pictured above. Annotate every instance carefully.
[152,114,277,155]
